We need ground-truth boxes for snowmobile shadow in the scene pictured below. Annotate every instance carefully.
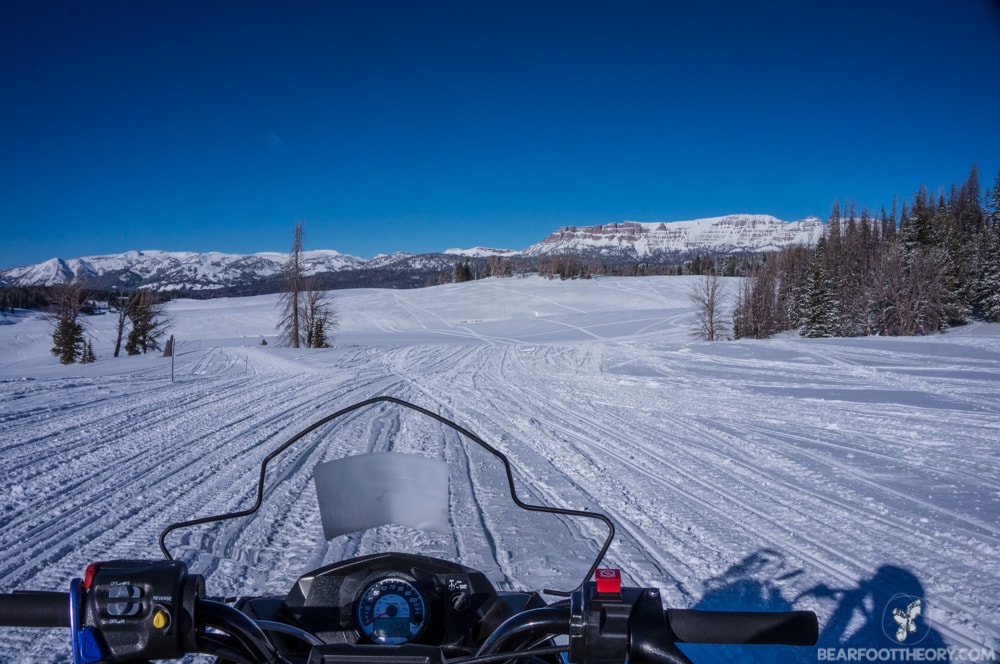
[678,550,956,663]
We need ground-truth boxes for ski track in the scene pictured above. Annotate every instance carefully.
[1,278,998,661]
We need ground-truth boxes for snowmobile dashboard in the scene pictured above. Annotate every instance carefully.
[240,551,542,656]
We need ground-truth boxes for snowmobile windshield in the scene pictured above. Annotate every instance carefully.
[157,396,614,598]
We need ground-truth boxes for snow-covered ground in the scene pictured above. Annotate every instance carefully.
[1,276,998,662]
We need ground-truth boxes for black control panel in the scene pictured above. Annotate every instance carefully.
[255,552,544,658]
[81,560,203,661]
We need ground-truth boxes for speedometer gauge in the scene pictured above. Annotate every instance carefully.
[356,577,427,645]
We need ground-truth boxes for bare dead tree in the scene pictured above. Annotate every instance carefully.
[732,263,780,339]
[112,293,129,357]
[689,272,727,341]
[277,221,305,347]
[873,243,945,335]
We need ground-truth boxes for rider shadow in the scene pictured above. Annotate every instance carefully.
[800,564,951,656]
[677,549,805,663]
[677,550,955,663]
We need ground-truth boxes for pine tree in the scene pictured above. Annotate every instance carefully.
[51,315,85,364]
[976,227,1000,321]
[976,170,1000,320]
[48,282,87,364]
[80,339,97,364]
[801,238,838,338]
[125,292,168,355]
[774,245,811,329]
[303,285,336,348]
[453,260,472,283]
[901,186,934,251]
[731,260,780,339]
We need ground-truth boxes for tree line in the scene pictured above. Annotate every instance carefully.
[34,220,338,364]
[47,283,169,364]
[732,165,1000,339]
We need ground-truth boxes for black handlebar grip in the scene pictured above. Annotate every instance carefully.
[667,609,818,646]
[0,592,71,628]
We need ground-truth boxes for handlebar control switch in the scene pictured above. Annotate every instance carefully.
[569,579,631,664]
[570,578,692,664]
[82,560,204,661]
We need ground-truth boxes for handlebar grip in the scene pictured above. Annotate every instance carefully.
[0,592,71,628]
[667,609,818,646]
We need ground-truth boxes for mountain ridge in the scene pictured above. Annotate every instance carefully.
[2,214,823,293]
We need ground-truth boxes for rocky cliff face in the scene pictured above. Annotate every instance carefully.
[528,215,823,258]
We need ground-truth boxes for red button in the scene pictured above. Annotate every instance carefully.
[83,562,103,590]
[595,568,621,594]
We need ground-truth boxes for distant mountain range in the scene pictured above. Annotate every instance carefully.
[2,214,823,294]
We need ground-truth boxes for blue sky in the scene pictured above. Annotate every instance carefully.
[2,1,999,270]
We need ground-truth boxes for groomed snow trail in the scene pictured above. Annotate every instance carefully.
[1,277,997,662]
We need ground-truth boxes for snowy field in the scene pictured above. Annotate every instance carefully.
[1,276,998,662]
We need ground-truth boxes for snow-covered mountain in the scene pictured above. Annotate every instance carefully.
[1,249,371,293]
[1,214,823,292]
[525,214,824,258]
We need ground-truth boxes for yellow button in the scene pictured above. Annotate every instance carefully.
[152,609,170,630]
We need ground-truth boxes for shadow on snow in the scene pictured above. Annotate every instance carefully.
[676,549,971,663]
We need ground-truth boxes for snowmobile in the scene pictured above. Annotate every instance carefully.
[0,396,818,663]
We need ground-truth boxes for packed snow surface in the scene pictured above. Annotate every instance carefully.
[1,276,997,662]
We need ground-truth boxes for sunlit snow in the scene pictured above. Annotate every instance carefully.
[1,276,997,662]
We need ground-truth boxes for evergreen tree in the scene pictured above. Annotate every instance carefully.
[303,285,336,348]
[937,199,972,326]
[51,314,85,364]
[976,170,1000,320]
[452,260,472,283]
[954,163,984,235]
[125,292,168,355]
[801,238,838,337]
[48,282,87,364]
[901,186,934,251]
[80,339,97,364]
[976,226,1000,321]
[774,245,811,329]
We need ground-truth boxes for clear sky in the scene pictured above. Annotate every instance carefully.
[2,1,999,270]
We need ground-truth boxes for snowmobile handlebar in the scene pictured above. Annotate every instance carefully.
[0,591,71,628]
[0,559,818,663]
[665,607,818,645]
